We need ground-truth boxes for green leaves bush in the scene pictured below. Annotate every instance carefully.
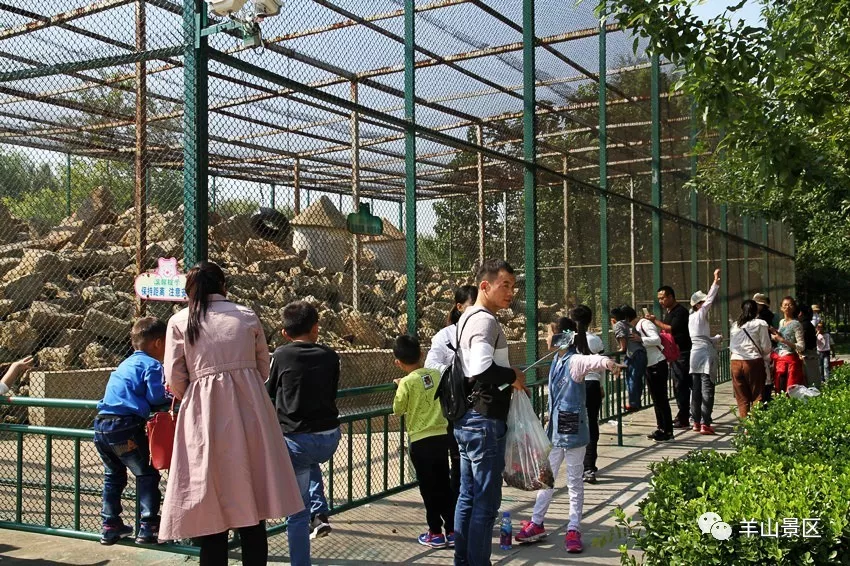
[620,366,850,565]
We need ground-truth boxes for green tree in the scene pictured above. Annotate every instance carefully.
[596,0,850,299]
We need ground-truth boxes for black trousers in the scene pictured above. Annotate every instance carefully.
[583,380,603,473]
[409,434,454,534]
[646,360,673,435]
[670,352,692,426]
[447,421,460,502]
[197,522,267,566]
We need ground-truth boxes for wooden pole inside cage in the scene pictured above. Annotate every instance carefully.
[135,0,147,317]
[293,158,301,215]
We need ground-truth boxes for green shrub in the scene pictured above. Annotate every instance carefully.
[628,450,850,565]
[617,364,850,565]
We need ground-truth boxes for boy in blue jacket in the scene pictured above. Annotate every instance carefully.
[94,317,170,545]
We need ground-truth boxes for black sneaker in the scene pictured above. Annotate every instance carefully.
[136,522,160,545]
[310,514,332,540]
[100,524,133,545]
[582,470,597,484]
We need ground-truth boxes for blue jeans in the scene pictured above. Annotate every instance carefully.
[309,466,329,517]
[819,351,831,382]
[453,410,507,566]
[284,429,341,566]
[625,349,647,408]
[93,415,161,529]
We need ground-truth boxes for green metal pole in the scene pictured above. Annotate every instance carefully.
[210,175,216,212]
[650,53,662,313]
[365,418,372,497]
[720,205,729,338]
[404,0,418,336]
[73,438,81,531]
[383,414,389,492]
[762,218,770,293]
[15,432,23,523]
[690,104,699,294]
[270,183,276,209]
[45,435,52,527]
[65,153,71,217]
[182,0,209,268]
[598,16,610,348]
[347,422,353,504]
[743,217,750,296]
[523,0,538,369]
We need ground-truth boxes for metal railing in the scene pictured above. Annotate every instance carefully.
[0,349,731,554]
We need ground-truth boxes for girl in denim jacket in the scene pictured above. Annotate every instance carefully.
[515,306,622,554]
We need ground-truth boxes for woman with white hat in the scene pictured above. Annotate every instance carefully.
[688,269,722,435]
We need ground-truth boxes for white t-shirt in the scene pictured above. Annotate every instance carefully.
[424,324,457,374]
[730,319,772,363]
[584,333,605,381]
[636,318,666,367]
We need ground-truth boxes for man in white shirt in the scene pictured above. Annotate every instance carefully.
[453,259,525,566]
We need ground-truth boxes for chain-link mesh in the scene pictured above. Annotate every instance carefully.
[1,0,796,559]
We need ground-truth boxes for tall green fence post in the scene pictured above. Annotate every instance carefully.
[762,218,770,294]
[183,0,209,268]
[404,0,417,336]
[270,183,276,209]
[650,53,662,312]
[690,103,699,293]
[742,216,750,294]
[720,205,729,337]
[523,0,538,370]
[598,16,610,353]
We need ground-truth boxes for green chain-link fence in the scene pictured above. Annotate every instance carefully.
[0,0,795,559]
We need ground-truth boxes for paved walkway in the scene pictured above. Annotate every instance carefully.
[0,382,738,565]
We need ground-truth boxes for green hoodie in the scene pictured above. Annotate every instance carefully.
[392,367,448,443]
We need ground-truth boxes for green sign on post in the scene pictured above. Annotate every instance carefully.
[347,203,383,236]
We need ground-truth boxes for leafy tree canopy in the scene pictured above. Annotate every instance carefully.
[596,0,850,300]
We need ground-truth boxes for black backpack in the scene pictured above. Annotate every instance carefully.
[434,310,486,421]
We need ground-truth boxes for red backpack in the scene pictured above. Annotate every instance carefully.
[638,321,681,363]
[658,331,681,363]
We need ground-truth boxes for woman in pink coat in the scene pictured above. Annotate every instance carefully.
[159,261,302,565]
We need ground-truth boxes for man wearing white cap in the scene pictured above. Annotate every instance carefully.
[811,305,822,328]
[752,293,777,329]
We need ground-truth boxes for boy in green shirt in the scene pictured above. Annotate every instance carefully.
[392,335,455,549]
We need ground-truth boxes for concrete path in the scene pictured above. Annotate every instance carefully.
[0,382,738,565]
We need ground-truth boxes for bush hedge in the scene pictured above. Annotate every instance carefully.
[617,365,850,565]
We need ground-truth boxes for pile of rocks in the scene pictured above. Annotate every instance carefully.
[0,188,561,371]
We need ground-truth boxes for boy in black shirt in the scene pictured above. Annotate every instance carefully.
[267,301,341,563]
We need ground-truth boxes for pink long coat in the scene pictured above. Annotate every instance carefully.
[159,294,303,540]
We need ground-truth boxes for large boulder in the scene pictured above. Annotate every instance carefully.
[340,311,386,348]
[65,249,131,275]
[0,272,46,309]
[28,302,84,332]
[82,308,131,343]
[80,342,123,369]
[72,186,116,227]
[3,249,69,283]
[0,299,14,318]
[0,321,39,355]
[37,346,75,370]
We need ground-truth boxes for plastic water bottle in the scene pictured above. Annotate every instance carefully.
[499,511,512,550]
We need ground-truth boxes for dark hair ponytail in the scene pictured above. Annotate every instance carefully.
[185,261,226,346]
[448,285,479,325]
[569,304,594,355]
[737,300,759,327]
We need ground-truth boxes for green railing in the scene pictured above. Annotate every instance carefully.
[0,348,731,554]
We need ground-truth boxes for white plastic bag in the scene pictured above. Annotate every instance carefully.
[502,389,554,491]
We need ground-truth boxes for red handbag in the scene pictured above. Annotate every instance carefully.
[147,398,177,470]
